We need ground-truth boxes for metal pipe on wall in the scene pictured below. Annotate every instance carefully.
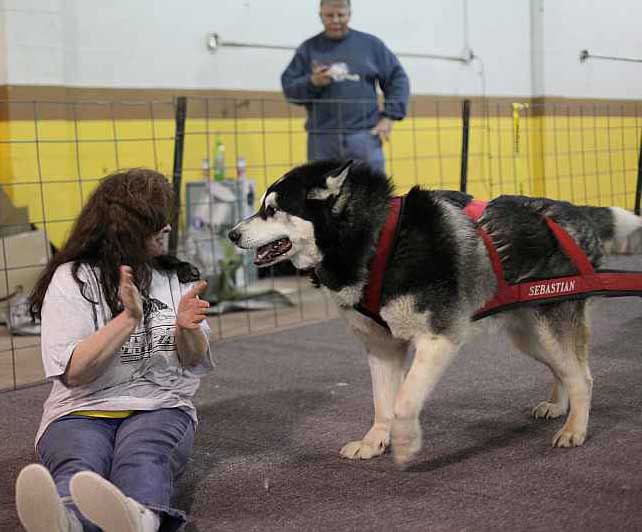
[579,50,642,64]
[206,33,473,64]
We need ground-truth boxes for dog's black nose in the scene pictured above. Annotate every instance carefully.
[228,228,241,243]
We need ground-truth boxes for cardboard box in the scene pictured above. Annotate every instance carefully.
[0,230,50,301]
[0,186,31,237]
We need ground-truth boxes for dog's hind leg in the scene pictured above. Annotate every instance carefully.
[532,378,569,419]
[506,304,592,448]
[390,333,459,465]
[530,314,593,420]
[340,312,408,460]
[507,311,569,419]
[555,308,593,447]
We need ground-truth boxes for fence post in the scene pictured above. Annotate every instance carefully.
[633,133,642,216]
[459,99,471,193]
[169,96,187,256]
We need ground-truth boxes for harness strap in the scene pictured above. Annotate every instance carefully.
[472,271,642,320]
[464,200,508,293]
[542,216,595,275]
[357,197,403,322]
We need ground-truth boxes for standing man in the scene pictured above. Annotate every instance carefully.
[281,0,410,173]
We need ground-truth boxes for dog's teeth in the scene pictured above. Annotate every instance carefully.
[254,238,292,266]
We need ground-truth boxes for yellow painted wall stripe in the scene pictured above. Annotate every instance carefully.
[1,115,640,248]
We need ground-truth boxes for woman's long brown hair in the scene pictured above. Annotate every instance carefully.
[30,168,199,318]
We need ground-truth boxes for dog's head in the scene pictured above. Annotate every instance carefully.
[228,160,354,270]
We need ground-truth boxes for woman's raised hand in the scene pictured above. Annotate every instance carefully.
[118,265,143,322]
[177,281,209,330]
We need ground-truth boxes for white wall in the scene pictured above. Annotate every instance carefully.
[2,0,64,86]
[0,0,639,99]
[0,0,9,84]
[0,0,531,96]
[539,0,642,99]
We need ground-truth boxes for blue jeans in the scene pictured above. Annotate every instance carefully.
[37,408,195,532]
[308,130,385,173]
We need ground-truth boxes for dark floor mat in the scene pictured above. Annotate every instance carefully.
[1,258,641,531]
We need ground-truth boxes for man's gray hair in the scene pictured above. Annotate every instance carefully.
[320,0,350,7]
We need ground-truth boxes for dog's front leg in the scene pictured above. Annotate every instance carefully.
[391,334,458,465]
[340,314,407,460]
[340,344,406,459]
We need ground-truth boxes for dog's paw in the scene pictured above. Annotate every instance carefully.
[391,417,422,466]
[340,439,386,460]
[532,400,567,419]
[552,427,586,448]
[340,427,389,460]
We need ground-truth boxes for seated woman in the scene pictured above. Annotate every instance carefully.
[15,168,213,532]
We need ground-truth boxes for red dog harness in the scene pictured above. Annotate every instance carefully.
[465,200,642,320]
[356,197,642,326]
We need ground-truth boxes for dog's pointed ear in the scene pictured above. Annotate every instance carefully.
[307,160,352,201]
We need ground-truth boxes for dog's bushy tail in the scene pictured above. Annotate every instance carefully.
[585,206,642,254]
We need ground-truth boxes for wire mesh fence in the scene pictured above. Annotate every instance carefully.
[1,95,640,392]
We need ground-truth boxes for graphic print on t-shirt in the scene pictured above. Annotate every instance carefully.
[119,297,176,363]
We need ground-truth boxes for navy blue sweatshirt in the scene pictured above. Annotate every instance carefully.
[281,29,410,133]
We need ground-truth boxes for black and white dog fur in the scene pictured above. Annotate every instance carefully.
[228,160,642,465]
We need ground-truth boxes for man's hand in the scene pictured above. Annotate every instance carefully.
[310,64,333,87]
[118,265,143,322]
[371,116,393,143]
[177,281,209,330]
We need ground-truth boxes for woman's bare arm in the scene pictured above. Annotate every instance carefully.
[64,266,142,387]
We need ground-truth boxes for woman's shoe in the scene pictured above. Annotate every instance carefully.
[70,471,159,532]
[15,463,74,532]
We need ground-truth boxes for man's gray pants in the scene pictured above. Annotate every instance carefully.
[307,130,385,173]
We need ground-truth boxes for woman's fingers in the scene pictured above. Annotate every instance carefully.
[118,265,143,320]
[183,280,207,300]
[119,265,133,279]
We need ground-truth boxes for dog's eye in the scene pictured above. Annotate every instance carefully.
[265,205,276,217]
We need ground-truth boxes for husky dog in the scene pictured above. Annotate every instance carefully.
[228,160,642,465]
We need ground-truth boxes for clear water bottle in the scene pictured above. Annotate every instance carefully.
[236,156,247,180]
[201,157,210,180]
[237,157,247,217]
[247,183,255,210]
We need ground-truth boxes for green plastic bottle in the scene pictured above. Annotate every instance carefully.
[214,136,225,182]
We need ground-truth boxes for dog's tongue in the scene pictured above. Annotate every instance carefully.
[254,238,292,266]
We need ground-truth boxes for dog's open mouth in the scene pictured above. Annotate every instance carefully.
[254,238,292,266]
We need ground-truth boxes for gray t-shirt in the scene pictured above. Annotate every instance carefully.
[35,262,214,446]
